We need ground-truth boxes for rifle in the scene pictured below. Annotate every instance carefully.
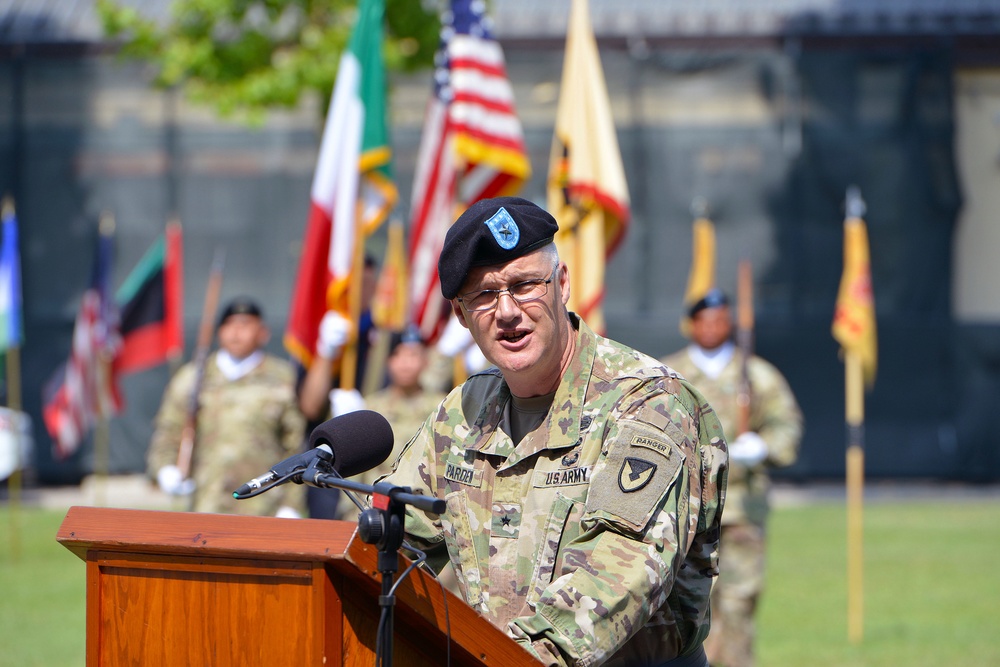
[176,247,226,479]
[736,259,754,435]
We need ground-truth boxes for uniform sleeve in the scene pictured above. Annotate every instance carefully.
[750,358,803,468]
[146,365,196,477]
[508,391,723,666]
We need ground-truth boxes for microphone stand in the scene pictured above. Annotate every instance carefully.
[299,448,446,667]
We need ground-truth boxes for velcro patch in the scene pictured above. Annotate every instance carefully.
[445,461,483,488]
[491,503,521,538]
[585,420,686,532]
[533,466,592,488]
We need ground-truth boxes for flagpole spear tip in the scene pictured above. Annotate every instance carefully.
[99,210,116,235]
[845,185,866,220]
[1,195,13,218]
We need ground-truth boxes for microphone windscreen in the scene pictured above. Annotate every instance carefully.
[308,410,395,478]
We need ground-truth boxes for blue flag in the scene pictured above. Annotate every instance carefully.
[0,200,23,351]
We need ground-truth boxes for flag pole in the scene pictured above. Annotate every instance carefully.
[93,211,116,507]
[1,195,22,560]
[4,344,22,561]
[736,258,754,436]
[846,349,865,643]
[339,205,366,392]
[836,184,873,645]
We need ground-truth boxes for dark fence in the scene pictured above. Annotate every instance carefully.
[1,38,996,485]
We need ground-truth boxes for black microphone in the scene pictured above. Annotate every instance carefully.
[307,409,395,478]
[234,444,333,497]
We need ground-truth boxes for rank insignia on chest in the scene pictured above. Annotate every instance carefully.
[619,457,657,493]
[491,502,521,538]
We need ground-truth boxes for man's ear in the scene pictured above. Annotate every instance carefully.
[452,300,470,329]
[558,261,571,306]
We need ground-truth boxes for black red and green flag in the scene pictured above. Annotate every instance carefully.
[114,222,183,374]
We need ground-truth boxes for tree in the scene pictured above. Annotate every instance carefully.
[97,0,441,122]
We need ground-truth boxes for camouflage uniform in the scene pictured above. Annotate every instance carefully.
[335,386,445,521]
[383,316,728,666]
[147,353,306,516]
[661,347,801,667]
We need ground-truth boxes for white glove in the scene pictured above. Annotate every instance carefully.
[729,432,769,466]
[329,388,366,417]
[316,311,352,359]
[275,506,301,519]
[436,315,474,357]
[156,464,196,496]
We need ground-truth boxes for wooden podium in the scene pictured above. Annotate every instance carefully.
[57,506,540,666]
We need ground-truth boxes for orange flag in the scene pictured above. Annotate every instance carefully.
[546,0,630,334]
[832,207,877,386]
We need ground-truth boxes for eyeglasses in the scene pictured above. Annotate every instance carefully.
[457,268,557,312]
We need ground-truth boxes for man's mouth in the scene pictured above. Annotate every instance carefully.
[500,330,528,343]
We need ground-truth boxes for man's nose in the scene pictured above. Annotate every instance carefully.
[494,290,521,320]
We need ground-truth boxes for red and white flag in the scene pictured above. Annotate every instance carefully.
[43,217,122,458]
[408,0,531,341]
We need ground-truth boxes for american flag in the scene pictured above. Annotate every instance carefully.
[44,216,122,459]
[408,0,531,341]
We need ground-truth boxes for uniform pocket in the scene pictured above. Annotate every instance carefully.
[443,489,485,608]
[527,492,577,609]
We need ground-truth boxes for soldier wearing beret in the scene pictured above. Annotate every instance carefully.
[334,326,445,521]
[380,197,728,667]
[147,297,306,516]
[662,289,802,667]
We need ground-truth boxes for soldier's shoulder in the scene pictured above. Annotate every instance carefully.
[595,336,681,383]
[748,354,791,385]
[259,354,298,382]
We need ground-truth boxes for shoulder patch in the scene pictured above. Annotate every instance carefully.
[585,419,686,532]
[619,457,657,492]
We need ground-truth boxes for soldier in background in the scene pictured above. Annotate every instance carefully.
[148,297,306,517]
[661,288,802,667]
[298,256,378,519]
[382,197,728,667]
[334,326,445,521]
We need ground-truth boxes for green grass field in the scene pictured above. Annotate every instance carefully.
[2,496,999,666]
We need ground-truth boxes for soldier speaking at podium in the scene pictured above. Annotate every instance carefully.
[379,197,728,667]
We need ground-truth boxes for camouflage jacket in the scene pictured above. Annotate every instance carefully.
[661,347,801,527]
[383,316,728,667]
[147,352,306,516]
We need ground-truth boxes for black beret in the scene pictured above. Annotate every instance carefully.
[388,325,424,355]
[218,296,263,327]
[438,196,559,299]
[688,288,729,318]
